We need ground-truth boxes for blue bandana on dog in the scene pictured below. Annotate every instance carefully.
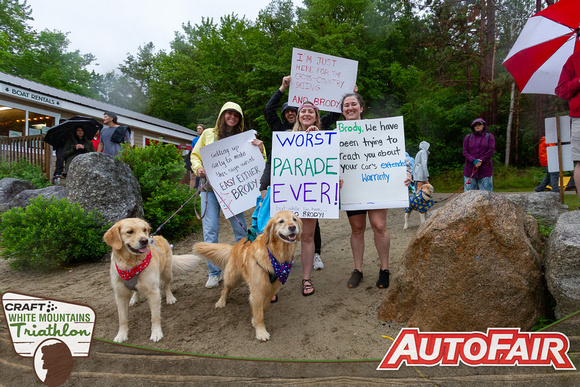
[268,248,293,285]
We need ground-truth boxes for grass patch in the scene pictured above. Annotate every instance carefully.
[430,165,579,210]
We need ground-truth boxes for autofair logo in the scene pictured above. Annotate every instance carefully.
[378,328,576,370]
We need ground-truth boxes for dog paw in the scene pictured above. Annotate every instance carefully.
[150,328,164,342]
[215,299,226,308]
[403,224,408,230]
[255,329,270,341]
[113,331,129,343]
[166,294,177,304]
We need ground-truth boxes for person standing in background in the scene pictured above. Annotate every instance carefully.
[555,51,580,208]
[462,118,495,191]
[534,136,560,193]
[98,112,130,157]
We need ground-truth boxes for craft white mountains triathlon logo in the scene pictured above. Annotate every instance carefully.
[378,328,575,370]
[2,292,96,386]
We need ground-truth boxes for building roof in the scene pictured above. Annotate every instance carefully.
[0,71,195,137]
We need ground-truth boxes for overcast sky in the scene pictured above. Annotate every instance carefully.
[26,0,303,74]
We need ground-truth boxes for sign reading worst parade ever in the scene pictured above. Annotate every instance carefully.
[271,131,340,219]
[200,131,265,218]
[339,117,409,210]
[288,48,358,113]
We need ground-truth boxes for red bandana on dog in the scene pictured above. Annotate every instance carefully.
[115,251,152,281]
[268,248,293,285]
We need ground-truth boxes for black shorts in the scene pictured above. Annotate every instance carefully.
[346,210,367,217]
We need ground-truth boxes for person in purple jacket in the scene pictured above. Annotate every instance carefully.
[462,118,495,191]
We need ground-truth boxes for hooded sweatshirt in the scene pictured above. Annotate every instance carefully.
[413,141,430,181]
[264,90,296,131]
[190,102,266,177]
[462,120,495,178]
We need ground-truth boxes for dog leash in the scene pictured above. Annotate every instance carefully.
[433,166,479,204]
[150,179,210,237]
[210,181,249,234]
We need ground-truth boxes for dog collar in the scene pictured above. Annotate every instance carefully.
[115,250,152,285]
[268,248,293,285]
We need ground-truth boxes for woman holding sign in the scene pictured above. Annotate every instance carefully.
[291,101,324,296]
[191,102,264,289]
[339,93,412,289]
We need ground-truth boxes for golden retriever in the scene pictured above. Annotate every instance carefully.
[193,210,302,341]
[104,218,202,343]
[403,183,435,230]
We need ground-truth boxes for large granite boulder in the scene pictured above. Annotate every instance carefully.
[0,178,35,211]
[506,192,568,226]
[545,211,580,335]
[66,153,143,224]
[379,190,544,331]
[7,185,66,209]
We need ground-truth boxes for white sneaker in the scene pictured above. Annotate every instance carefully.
[313,253,324,270]
[205,274,223,288]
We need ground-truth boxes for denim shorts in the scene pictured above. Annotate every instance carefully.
[464,176,493,192]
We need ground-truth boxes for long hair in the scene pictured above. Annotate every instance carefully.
[217,111,243,140]
[340,93,365,119]
[292,101,321,131]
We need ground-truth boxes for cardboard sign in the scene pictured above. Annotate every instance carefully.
[288,48,358,113]
[199,131,265,218]
[338,117,409,210]
[545,116,571,144]
[547,144,574,172]
[270,131,340,219]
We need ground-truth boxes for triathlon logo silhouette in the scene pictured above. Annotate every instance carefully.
[2,292,96,386]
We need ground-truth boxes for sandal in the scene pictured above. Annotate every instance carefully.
[302,279,315,296]
[270,294,278,303]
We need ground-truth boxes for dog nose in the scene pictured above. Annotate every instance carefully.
[288,225,296,232]
[139,238,149,246]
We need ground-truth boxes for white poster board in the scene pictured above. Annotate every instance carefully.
[545,116,571,144]
[338,117,409,210]
[288,48,358,113]
[200,131,265,218]
[271,131,340,219]
[547,144,574,172]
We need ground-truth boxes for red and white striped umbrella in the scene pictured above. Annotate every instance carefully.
[503,0,580,95]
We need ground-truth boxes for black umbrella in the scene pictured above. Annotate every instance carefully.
[43,116,103,148]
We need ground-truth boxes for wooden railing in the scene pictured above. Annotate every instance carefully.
[0,134,52,179]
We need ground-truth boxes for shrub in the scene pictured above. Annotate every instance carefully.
[117,142,200,240]
[0,197,111,271]
[0,158,51,188]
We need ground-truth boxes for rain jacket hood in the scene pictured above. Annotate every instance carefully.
[413,141,430,181]
[281,103,297,126]
[215,102,244,131]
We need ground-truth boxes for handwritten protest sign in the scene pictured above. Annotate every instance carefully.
[338,117,409,210]
[200,131,265,218]
[288,48,358,113]
[271,131,340,219]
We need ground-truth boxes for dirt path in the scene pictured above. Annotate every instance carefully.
[0,194,454,360]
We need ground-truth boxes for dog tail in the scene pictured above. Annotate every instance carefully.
[172,254,204,276]
[193,242,231,270]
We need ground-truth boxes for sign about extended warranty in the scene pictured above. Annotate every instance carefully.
[2,292,96,385]
[271,131,340,219]
[338,116,409,210]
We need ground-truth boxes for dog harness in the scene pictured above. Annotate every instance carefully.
[115,251,152,290]
[405,191,434,214]
[267,248,293,285]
